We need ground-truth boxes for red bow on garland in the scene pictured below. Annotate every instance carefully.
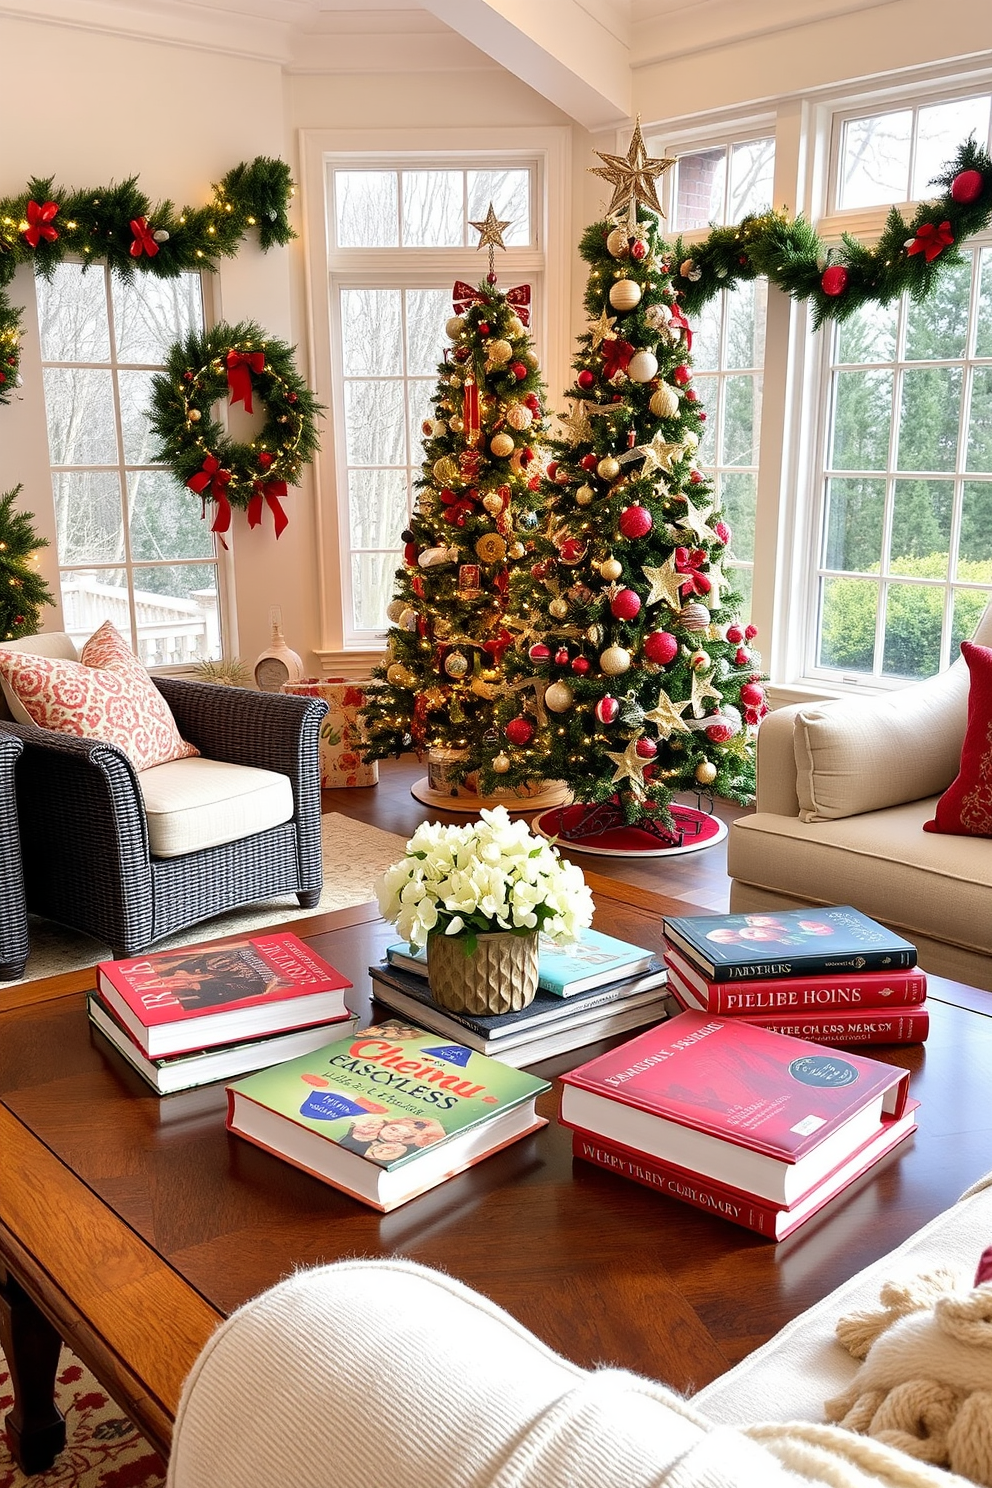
[906,220,955,262]
[129,217,159,258]
[602,336,635,380]
[226,349,265,412]
[451,280,531,326]
[248,480,289,537]
[668,303,693,352]
[187,454,233,543]
[22,200,59,247]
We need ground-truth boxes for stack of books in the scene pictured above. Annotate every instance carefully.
[369,926,676,1068]
[561,1009,919,1240]
[88,931,358,1094]
[661,906,928,1047]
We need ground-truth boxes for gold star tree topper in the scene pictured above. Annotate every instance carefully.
[590,118,676,228]
[469,202,512,277]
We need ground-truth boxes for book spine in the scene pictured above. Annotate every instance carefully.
[664,952,927,1011]
[571,1130,780,1237]
[671,936,916,981]
[737,1007,929,1045]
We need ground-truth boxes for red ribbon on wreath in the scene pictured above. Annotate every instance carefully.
[129,217,159,258]
[22,200,59,247]
[602,336,635,380]
[187,454,233,544]
[248,479,289,537]
[667,302,693,352]
[226,349,265,412]
[906,220,955,262]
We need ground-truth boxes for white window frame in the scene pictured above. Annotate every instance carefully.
[299,125,571,677]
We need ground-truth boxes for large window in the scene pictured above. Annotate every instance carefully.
[36,263,223,666]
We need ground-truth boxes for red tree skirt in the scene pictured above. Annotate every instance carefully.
[532,800,728,857]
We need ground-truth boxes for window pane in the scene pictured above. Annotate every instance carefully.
[722,374,759,465]
[467,170,531,245]
[692,374,718,437]
[352,552,400,632]
[349,469,409,550]
[913,96,991,199]
[719,472,756,563]
[407,377,435,464]
[890,479,952,575]
[674,148,725,230]
[838,111,912,208]
[836,300,897,365]
[960,480,992,573]
[118,369,161,465]
[881,583,943,678]
[128,470,214,562]
[953,586,990,652]
[341,289,402,376]
[905,256,971,360]
[976,249,992,358]
[897,367,961,471]
[60,568,129,654]
[728,138,774,222]
[44,368,118,465]
[823,478,885,572]
[830,369,893,470]
[344,380,406,465]
[132,563,220,665]
[401,171,462,247]
[37,263,110,363]
[53,472,123,563]
[335,171,398,248]
[405,289,450,375]
[690,298,721,371]
[725,279,765,369]
[726,563,752,623]
[819,576,878,672]
[112,273,203,363]
[967,368,992,472]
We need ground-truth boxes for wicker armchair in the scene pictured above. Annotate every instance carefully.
[3,679,327,959]
[0,732,29,979]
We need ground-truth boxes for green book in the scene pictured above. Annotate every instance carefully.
[226,1021,550,1212]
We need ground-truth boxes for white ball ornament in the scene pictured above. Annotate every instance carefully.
[695,760,718,786]
[549,598,569,619]
[507,541,526,559]
[444,650,470,678]
[506,404,533,431]
[544,681,574,713]
[683,430,699,450]
[628,350,659,383]
[600,645,632,675]
[490,432,515,458]
[386,599,406,623]
[445,316,465,339]
[482,493,503,515]
[493,752,511,774]
[600,557,623,582]
[448,415,464,433]
[576,485,594,506]
[680,602,710,632]
[609,279,642,312]
[597,456,620,481]
[649,383,680,418]
[606,227,629,258]
[690,649,711,671]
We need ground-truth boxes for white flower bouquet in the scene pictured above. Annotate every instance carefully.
[375,806,595,954]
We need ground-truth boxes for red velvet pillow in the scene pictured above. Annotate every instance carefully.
[924,641,992,836]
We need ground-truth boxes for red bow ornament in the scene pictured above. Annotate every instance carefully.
[452,280,531,326]
[602,337,635,380]
[248,479,289,537]
[22,200,59,248]
[129,217,159,258]
[483,628,514,664]
[906,220,955,262]
[675,546,711,596]
[226,349,266,412]
[186,454,233,542]
[667,303,693,352]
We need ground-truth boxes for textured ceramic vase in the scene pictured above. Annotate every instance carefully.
[427,929,540,1015]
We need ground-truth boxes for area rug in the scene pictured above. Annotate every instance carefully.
[7,813,406,986]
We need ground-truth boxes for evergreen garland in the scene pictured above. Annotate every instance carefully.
[0,487,55,640]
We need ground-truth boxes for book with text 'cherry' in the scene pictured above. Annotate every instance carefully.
[666,972,929,1046]
[97,932,353,1059]
[226,1022,550,1212]
[385,925,655,997]
[662,906,917,982]
[558,1010,912,1207]
[571,1104,918,1241]
[664,946,927,1012]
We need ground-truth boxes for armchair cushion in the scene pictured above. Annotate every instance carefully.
[138,757,294,858]
[925,641,992,837]
[0,620,198,772]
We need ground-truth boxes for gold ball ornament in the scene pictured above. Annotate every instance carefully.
[433,455,459,483]
[475,532,507,563]
[448,415,464,433]
[445,315,466,339]
[600,645,632,675]
[548,598,569,620]
[606,226,630,258]
[482,492,504,515]
[628,350,659,383]
[188,409,201,422]
[576,485,595,506]
[544,681,574,713]
[506,404,533,431]
[586,623,605,646]
[507,540,526,559]
[487,339,513,366]
[432,419,449,438]
[695,760,718,785]
[649,383,680,418]
[385,599,406,623]
[507,316,525,338]
[444,650,470,678]
[609,279,642,312]
[680,602,711,632]
[490,432,515,458]
[386,662,414,687]
[600,557,623,582]
[492,752,511,774]
[399,607,418,632]
[597,456,620,481]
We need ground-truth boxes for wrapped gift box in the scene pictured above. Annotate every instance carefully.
[281,678,378,788]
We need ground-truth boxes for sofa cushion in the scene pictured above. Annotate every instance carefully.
[925,641,992,837]
[0,620,198,772]
[0,631,79,722]
[794,662,969,823]
[138,756,294,858]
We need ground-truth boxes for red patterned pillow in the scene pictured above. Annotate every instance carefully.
[0,620,198,772]
[924,641,992,836]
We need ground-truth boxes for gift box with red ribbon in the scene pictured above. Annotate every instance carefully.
[281,678,378,788]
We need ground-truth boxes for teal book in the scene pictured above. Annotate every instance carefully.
[663,906,917,982]
[386,926,655,997]
[226,1022,550,1211]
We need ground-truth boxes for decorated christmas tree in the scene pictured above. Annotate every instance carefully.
[0,486,54,641]
[477,127,767,833]
[361,208,549,788]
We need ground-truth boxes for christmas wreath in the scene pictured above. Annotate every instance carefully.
[149,321,322,539]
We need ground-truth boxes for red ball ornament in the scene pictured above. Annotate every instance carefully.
[580,453,598,472]
[643,630,678,664]
[689,470,703,483]
[745,623,758,640]
[478,322,490,335]
[287,392,298,404]
[821,264,849,297]
[735,648,749,666]
[673,365,692,386]
[505,717,535,746]
[618,504,653,539]
[726,624,743,643]
[740,681,765,708]
[454,345,471,362]
[951,169,984,204]
[528,474,542,491]
[258,451,274,469]
[440,487,457,505]
[685,388,698,402]
[511,362,528,381]
[183,370,194,381]
[595,696,620,725]
[610,588,642,621]
[714,520,731,545]
[630,240,648,262]
[559,537,586,563]
[706,721,735,744]
[698,411,707,421]
[634,736,657,759]
[571,656,591,676]
[529,643,551,663]
[577,369,596,391]
[546,462,558,481]
[403,542,418,565]
[525,393,541,413]
[554,646,570,665]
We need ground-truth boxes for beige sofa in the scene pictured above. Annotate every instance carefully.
[728,606,992,992]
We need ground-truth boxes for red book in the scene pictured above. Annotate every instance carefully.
[571,1106,919,1241]
[558,1010,912,1207]
[97,932,353,1058]
[666,969,930,1046]
[664,945,927,1012]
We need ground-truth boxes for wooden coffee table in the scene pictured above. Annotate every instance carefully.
[2,879,992,1475]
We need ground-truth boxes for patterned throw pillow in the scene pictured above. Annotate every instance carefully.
[924,640,992,836]
[0,620,198,772]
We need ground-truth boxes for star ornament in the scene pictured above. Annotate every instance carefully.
[691,668,723,718]
[640,433,686,477]
[590,118,676,221]
[676,492,719,544]
[588,306,617,350]
[643,690,692,739]
[642,554,684,610]
[469,202,511,253]
[604,737,652,797]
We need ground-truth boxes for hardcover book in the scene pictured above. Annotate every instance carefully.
[664,946,927,1010]
[571,1103,918,1241]
[88,994,360,1096]
[386,925,655,997]
[558,1009,912,1207]
[666,972,929,1046]
[662,906,917,981]
[370,964,675,1067]
[97,932,353,1059]
[226,1022,551,1211]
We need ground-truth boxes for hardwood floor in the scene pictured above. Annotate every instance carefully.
[322,754,748,913]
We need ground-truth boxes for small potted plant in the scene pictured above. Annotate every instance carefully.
[375,807,594,1015]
